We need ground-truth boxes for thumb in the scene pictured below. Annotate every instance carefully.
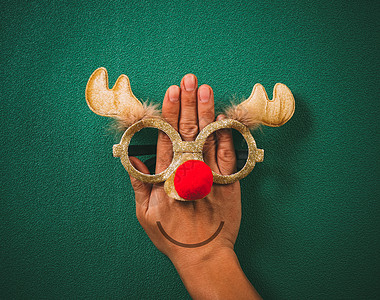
[129,156,152,211]
[216,114,237,175]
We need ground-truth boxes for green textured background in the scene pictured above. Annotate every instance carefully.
[1,0,379,299]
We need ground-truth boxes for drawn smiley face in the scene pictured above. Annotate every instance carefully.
[112,119,263,248]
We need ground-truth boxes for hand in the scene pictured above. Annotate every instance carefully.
[129,73,241,266]
[129,74,261,299]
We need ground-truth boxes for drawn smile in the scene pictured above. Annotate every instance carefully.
[156,221,224,248]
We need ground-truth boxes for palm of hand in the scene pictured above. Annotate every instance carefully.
[129,74,242,263]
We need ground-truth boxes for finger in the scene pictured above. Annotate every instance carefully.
[162,85,180,131]
[179,74,198,141]
[156,85,180,174]
[129,156,152,213]
[198,84,217,168]
[198,84,215,130]
[216,114,237,175]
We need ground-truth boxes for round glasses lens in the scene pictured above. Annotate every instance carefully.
[202,128,248,175]
[128,127,173,175]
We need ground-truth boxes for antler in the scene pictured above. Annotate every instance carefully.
[228,83,295,128]
[85,67,145,124]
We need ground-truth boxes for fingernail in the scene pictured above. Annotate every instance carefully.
[199,86,210,103]
[169,86,179,102]
[184,74,196,92]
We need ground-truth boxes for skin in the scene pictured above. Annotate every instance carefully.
[129,74,262,300]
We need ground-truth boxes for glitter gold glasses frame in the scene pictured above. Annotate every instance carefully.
[113,118,264,185]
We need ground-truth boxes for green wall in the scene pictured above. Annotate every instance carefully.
[1,0,379,299]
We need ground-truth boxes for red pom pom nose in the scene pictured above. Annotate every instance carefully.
[174,160,213,201]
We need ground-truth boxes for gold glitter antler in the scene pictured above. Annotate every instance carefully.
[85,67,145,125]
[228,83,295,128]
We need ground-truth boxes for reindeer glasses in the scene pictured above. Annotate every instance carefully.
[86,68,295,201]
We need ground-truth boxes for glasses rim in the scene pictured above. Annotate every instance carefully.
[113,118,263,184]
